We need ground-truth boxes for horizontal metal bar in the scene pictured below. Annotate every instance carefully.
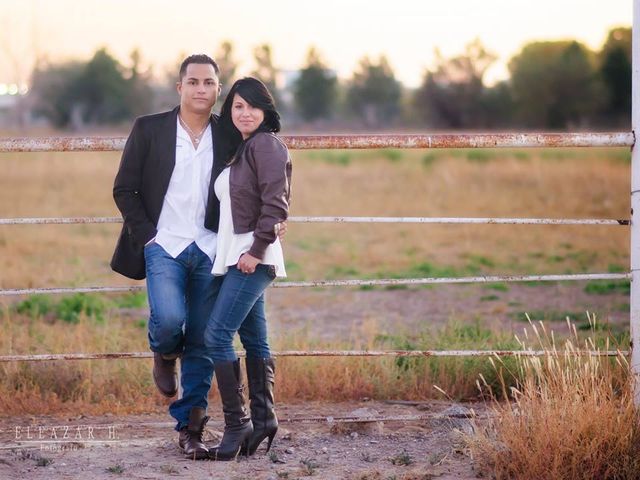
[0,273,629,297]
[0,132,634,153]
[0,215,631,226]
[0,349,626,363]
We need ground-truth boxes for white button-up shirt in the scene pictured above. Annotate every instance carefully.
[154,118,217,261]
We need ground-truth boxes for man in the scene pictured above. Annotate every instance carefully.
[111,54,225,459]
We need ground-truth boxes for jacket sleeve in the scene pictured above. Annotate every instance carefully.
[247,134,291,259]
[113,118,157,245]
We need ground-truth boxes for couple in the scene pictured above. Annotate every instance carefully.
[110,54,291,461]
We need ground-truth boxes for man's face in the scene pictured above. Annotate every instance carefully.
[177,63,220,114]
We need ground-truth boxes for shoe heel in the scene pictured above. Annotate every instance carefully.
[265,431,276,453]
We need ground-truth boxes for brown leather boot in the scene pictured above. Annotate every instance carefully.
[241,357,278,456]
[179,407,210,460]
[153,352,178,397]
[208,360,253,461]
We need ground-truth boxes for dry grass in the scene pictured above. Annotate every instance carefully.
[0,147,633,426]
[0,303,522,414]
[469,315,640,480]
[0,148,630,289]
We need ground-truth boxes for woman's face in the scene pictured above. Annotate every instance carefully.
[231,93,265,139]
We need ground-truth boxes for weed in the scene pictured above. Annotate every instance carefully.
[300,457,320,475]
[381,149,403,163]
[421,153,437,168]
[320,152,351,166]
[36,456,53,467]
[16,295,53,319]
[113,292,147,309]
[390,450,413,466]
[56,294,109,323]
[480,295,499,302]
[360,451,375,462]
[159,464,180,475]
[470,315,639,480]
[269,450,286,464]
[485,282,509,292]
[106,464,125,474]
[584,280,630,295]
[466,150,491,163]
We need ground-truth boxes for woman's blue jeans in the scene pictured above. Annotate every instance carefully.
[205,264,275,363]
[144,242,222,431]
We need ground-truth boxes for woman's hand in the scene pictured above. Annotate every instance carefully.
[275,221,287,239]
[238,253,260,274]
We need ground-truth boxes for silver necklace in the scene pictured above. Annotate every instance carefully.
[179,114,209,146]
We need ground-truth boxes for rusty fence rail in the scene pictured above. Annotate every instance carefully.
[0,132,634,152]
[0,273,630,297]
[0,132,634,364]
[0,215,630,226]
[0,349,627,363]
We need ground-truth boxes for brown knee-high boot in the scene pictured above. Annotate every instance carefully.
[208,360,253,461]
[241,357,278,455]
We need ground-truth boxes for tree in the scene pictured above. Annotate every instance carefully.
[29,47,154,129]
[30,60,84,128]
[75,48,131,125]
[509,41,603,128]
[293,47,337,122]
[599,27,631,124]
[414,39,502,128]
[126,49,153,118]
[251,44,281,106]
[215,41,238,105]
[347,55,401,127]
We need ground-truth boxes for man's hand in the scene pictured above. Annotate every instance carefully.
[238,253,260,274]
[275,221,288,240]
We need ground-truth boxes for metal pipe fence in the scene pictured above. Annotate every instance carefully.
[0,132,634,376]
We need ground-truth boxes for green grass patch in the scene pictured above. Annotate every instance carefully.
[421,152,438,168]
[584,280,630,295]
[466,150,492,163]
[15,295,53,319]
[608,263,626,273]
[319,152,351,166]
[480,295,500,302]
[55,294,109,324]
[113,292,147,309]
[381,149,403,163]
[485,283,509,292]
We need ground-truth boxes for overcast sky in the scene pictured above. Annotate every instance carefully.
[0,0,632,88]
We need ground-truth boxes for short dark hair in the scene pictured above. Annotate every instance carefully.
[219,77,281,163]
[179,54,220,80]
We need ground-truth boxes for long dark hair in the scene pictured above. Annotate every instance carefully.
[219,77,281,164]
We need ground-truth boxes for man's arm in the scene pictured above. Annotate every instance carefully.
[113,118,157,245]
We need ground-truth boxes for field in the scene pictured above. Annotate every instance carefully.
[0,145,635,479]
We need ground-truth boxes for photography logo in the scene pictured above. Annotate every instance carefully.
[8,423,121,452]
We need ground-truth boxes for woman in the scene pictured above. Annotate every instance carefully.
[204,77,291,461]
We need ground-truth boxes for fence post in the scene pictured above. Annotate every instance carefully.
[632,0,640,405]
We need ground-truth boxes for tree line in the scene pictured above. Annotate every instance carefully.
[27,27,631,130]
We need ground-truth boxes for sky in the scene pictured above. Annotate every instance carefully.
[0,0,632,89]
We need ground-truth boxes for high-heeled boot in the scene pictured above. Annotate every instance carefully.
[241,357,278,455]
[208,360,253,461]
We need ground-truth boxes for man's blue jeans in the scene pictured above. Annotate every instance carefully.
[144,242,221,431]
[204,264,275,363]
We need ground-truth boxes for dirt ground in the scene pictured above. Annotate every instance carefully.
[0,400,484,480]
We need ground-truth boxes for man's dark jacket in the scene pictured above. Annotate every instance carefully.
[111,107,225,280]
